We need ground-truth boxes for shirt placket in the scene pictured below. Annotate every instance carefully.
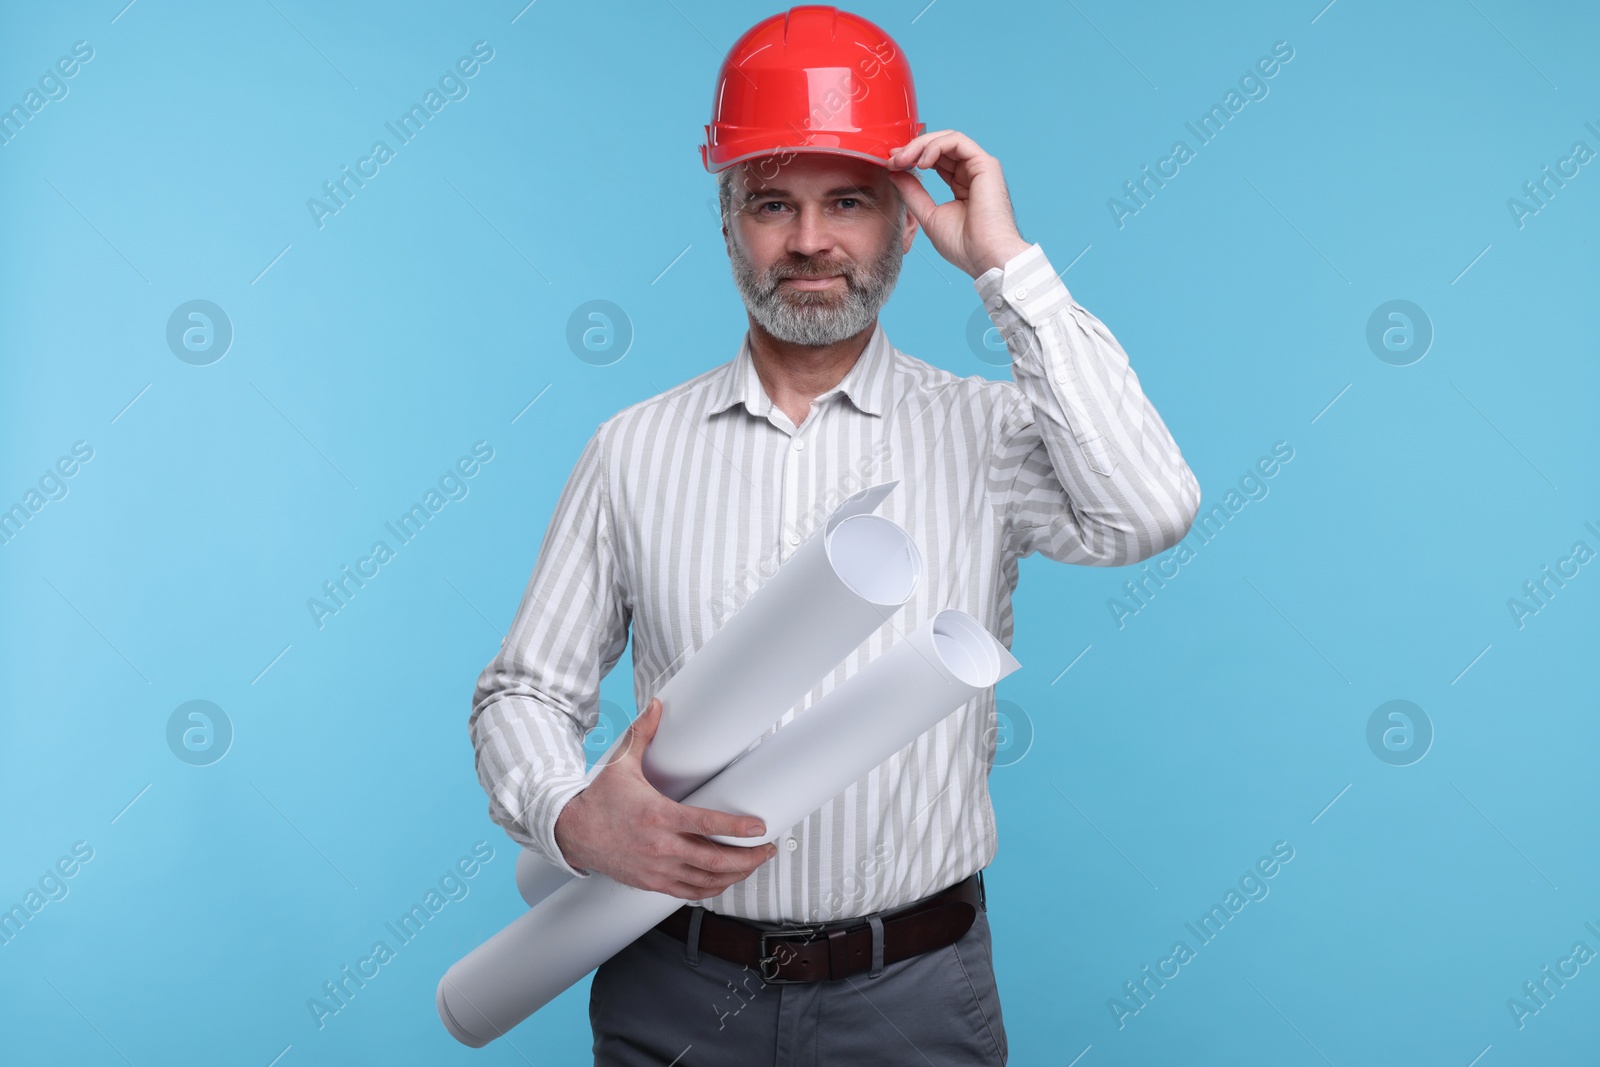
[776,406,818,566]
[771,399,823,919]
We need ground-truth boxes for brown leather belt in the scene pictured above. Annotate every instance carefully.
[654,872,984,984]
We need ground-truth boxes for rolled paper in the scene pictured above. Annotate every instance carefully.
[692,610,1023,849]
[516,481,921,908]
[439,609,1021,1048]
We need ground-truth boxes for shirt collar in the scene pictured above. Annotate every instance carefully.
[707,320,895,421]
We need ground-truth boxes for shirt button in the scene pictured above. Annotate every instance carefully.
[1055,370,1068,384]
[788,532,801,546]
[990,296,1003,311]
[792,438,805,451]
[785,837,798,852]
[1014,286,1029,300]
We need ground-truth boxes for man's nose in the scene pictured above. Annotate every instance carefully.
[785,202,836,259]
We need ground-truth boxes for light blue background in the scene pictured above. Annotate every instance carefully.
[2,1,1597,1064]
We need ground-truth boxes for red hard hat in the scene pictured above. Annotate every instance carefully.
[700,5,924,173]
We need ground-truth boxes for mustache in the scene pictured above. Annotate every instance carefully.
[767,260,856,288]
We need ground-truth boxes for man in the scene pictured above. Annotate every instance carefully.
[469,7,1199,1064]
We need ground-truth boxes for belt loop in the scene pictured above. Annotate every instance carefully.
[684,907,705,968]
[867,914,885,977]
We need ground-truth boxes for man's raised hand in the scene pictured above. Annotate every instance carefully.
[886,129,1033,279]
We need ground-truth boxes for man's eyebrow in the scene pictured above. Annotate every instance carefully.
[740,184,882,202]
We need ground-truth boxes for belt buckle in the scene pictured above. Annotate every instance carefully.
[756,924,819,984]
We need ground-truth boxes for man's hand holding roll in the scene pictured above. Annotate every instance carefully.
[554,697,779,900]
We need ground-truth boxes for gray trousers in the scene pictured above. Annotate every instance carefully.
[589,891,1008,1066]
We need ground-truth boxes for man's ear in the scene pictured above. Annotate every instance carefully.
[900,208,919,254]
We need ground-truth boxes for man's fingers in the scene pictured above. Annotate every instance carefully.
[889,128,960,167]
[664,879,731,901]
[636,857,763,900]
[673,800,766,841]
[895,130,978,172]
[677,837,777,878]
[887,169,938,226]
[892,131,997,202]
[912,134,968,170]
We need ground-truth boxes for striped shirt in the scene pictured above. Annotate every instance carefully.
[470,242,1200,922]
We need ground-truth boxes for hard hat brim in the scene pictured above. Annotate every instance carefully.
[705,143,896,175]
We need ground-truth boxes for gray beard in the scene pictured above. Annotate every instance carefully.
[728,221,905,347]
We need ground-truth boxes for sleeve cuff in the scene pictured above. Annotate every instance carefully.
[510,771,594,880]
[972,242,1074,332]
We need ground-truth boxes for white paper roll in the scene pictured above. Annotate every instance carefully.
[516,481,920,908]
[692,610,1023,849]
[439,609,1021,1048]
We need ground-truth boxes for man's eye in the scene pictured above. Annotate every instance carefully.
[758,202,787,213]
[837,198,860,209]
